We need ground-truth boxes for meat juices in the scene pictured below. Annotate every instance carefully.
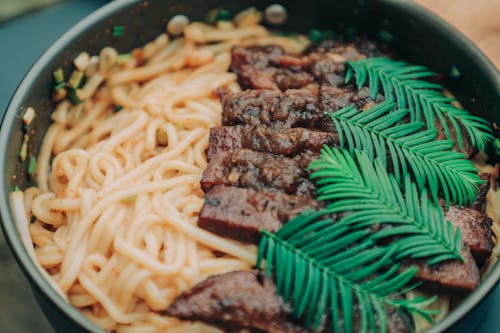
[165,38,494,332]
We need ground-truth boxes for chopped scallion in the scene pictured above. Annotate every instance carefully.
[30,215,36,223]
[52,67,64,83]
[122,196,137,203]
[378,29,394,43]
[12,185,20,192]
[19,141,28,161]
[54,82,66,90]
[112,25,125,37]
[205,9,219,25]
[28,156,37,177]
[218,9,231,21]
[114,105,123,113]
[68,70,84,89]
[68,89,82,105]
[308,29,324,42]
[117,53,131,64]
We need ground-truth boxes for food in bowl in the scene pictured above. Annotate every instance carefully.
[9,5,499,333]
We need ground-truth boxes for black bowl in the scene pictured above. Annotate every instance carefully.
[1,1,499,332]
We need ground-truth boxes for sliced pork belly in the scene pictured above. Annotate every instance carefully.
[201,149,316,198]
[206,126,337,161]
[198,185,319,243]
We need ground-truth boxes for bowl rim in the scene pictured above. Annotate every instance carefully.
[1,0,499,332]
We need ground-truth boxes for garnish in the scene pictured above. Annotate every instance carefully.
[52,67,64,83]
[28,156,37,178]
[122,196,137,203]
[112,25,125,37]
[67,88,82,105]
[205,9,231,25]
[113,105,123,113]
[345,57,494,150]
[19,141,28,162]
[257,210,438,332]
[310,147,463,265]
[67,70,84,89]
[328,101,482,206]
[308,29,334,43]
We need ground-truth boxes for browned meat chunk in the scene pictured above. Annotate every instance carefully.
[219,88,382,131]
[198,185,319,243]
[445,206,493,266]
[164,270,309,333]
[201,149,316,198]
[231,45,287,91]
[413,245,480,294]
[219,89,326,129]
[230,41,379,91]
[319,86,385,114]
[164,270,410,333]
[207,126,337,161]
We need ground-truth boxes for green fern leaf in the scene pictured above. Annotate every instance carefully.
[257,210,438,332]
[309,147,464,265]
[346,57,493,151]
[328,101,482,206]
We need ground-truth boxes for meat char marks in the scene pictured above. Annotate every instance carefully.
[207,126,337,161]
[201,148,316,198]
[164,270,410,333]
[219,86,383,130]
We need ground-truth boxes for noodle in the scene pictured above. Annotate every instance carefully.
[14,19,300,332]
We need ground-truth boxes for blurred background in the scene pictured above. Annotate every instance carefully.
[0,0,498,332]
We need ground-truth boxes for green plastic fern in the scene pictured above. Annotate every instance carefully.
[345,57,493,151]
[257,210,439,332]
[328,101,482,206]
[310,147,463,265]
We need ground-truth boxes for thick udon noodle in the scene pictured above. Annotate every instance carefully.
[10,21,311,332]
[9,16,499,333]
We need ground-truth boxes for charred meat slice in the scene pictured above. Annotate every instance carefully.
[445,206,493,266]
[219,89,324,129]
[201,149,316,198]
[412,245,480,294]
[207,126,337,161]
[164,270,410,333]
[219,88,383,130]
[231,45,288,91]
[198,185,319,243]
[164,270,309,333]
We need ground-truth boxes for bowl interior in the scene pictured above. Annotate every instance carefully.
[1,1,499,332]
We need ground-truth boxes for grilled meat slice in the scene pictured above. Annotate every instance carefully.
[446,206,493,266]
[164,270,309,333]
[206,126,337,161]
[164,270,410,333]
[198,185,319,243]
[412,245,480,294]
[201,149,316,198]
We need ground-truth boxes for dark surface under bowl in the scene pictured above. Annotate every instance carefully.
[1,1,499,332]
